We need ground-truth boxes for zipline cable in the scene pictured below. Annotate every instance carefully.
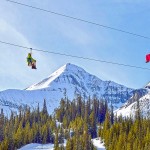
[0,40,149,71]
[4,0,150,40]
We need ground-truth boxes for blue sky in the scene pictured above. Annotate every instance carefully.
[0,0,150,91]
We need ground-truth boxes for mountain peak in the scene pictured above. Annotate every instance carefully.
[26,63,133,104]
[26,63,86,90]
[52,63,86,74]
[62,63,86,73]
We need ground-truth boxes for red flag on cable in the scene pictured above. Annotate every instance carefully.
[146,54,150,63]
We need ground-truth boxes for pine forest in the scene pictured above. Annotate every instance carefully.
[0,97,150,150]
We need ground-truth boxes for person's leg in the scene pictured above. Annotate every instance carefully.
[32,61,37,69]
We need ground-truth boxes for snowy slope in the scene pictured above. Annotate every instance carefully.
[115,88,150,118]
[18,138,105,150]
[92,138,106,150]
[0,63,133,115]
[18,143,55,150]
[18,141,67,150]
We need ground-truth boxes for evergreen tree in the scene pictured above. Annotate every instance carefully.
[42,99,48,116]
[54,129,59,150]
[66,138,73,150]
[110,104,114,125]
[89,111,97,138]
[0,109,4,142]
[83,124,90,150]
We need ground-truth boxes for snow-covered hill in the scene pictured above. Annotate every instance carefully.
[0,63,133,115]
[115,87,150,118]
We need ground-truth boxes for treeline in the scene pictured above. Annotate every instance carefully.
[55,97,109,138]
[100,117,150,150]
[0,97,106,150]
[99,101,150,150]
[55,97,109,150]
[0,96,150,150]
[0,100,56,150]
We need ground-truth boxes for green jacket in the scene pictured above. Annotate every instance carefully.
[27,53,36,63]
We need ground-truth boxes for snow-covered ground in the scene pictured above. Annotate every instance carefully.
[92,138,105,150]
[115,88,150,118]
[115,102,136,118]
[18,138,105,150]
[18,140,67,150]
[18,143,54,150]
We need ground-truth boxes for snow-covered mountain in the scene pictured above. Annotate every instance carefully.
[0,63,133,115]
[115,86,150,118]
